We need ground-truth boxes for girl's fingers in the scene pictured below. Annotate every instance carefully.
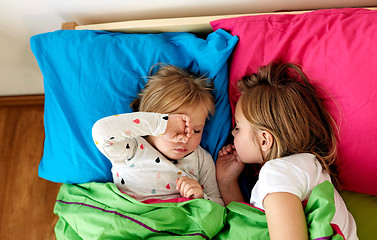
[226,145,231,152]
[186,187,200,199]
[178,114,192,141]
[218,144,236,157]
[166,114,193,143]
[181,181,190,197]
[176,177,187,191]
[181,115,192,143]
[220,147,228,155]
[183,184,201,199]
[183,115,193,139]
[176,177,202,198]
[218,148,226,157]
[179,134,188,144]
[176,177,182,190]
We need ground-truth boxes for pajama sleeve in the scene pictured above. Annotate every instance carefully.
[92,112,168,164]
[197,147,225,206]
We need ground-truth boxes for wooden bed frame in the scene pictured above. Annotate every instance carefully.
[62,7,377,33]
[66,10,310,33]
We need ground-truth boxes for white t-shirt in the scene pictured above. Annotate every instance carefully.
[250,153,358,240]
[92,112,224,206]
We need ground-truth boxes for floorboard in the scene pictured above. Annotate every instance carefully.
[0,104,61,240]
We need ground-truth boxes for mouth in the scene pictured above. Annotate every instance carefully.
[174,148,188,153]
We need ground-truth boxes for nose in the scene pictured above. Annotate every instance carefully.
[231,128,236,137]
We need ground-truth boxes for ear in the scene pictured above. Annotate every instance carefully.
[260,130,273,152]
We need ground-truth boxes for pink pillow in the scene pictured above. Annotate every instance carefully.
[211,8,377,196]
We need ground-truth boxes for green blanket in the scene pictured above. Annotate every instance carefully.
[54,181,344,239]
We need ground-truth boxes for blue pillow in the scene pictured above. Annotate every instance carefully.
[30,29,238,183]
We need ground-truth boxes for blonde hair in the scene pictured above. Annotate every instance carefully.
[131,64,215,116]
[237,61,340,189]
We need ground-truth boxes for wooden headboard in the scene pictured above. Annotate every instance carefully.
[62,7,377,33]
[61,9,314,33]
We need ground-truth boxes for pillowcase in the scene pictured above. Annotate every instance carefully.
[211,8,377,196]
[30,29,238,183]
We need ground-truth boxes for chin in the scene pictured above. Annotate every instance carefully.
[161,152,181,161]
[164,149,192,160]
[170,153,185,160]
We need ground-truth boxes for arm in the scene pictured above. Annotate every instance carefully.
[92,112,169,163]
[216,144,245,205]
[263,192,309,240]
[92,112,192,163]
[92,112,169,141]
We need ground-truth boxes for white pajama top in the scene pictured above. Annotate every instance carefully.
[92,112,224,206]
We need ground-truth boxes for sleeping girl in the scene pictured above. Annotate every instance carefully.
[216,61,358,239]
[92,64,224,206]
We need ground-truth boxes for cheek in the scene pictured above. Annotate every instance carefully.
[233,138,242,155]
[233,134,241,149]
[153,136,171,150]
[233,134,248,159]
[189,134,202,148]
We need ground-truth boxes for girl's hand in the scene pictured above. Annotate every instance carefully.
[164,114,193,143]
[216,144,246,204]
[216,144,245,183]
[176,176,203,199]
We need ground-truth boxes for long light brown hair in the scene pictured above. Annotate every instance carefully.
[131,64,215,116]
[237,61,340,189]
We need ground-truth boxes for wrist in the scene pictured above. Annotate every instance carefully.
[216,172,240,185]
[217,178,239,189]
[218,179,245,204]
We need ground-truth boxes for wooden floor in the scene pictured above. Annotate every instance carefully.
[0,98,61,239]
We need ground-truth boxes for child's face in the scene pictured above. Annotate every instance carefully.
[232,100,264,164]
[148,104,208,160]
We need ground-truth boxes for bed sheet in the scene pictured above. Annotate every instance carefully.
[54,181,344,239]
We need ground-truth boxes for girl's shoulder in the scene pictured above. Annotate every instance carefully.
[257,153,326,201]
[281,152,316,161]
[266,153,318,169]
[261,153,324,185]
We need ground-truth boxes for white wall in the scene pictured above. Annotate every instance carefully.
[1,0,376,96]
